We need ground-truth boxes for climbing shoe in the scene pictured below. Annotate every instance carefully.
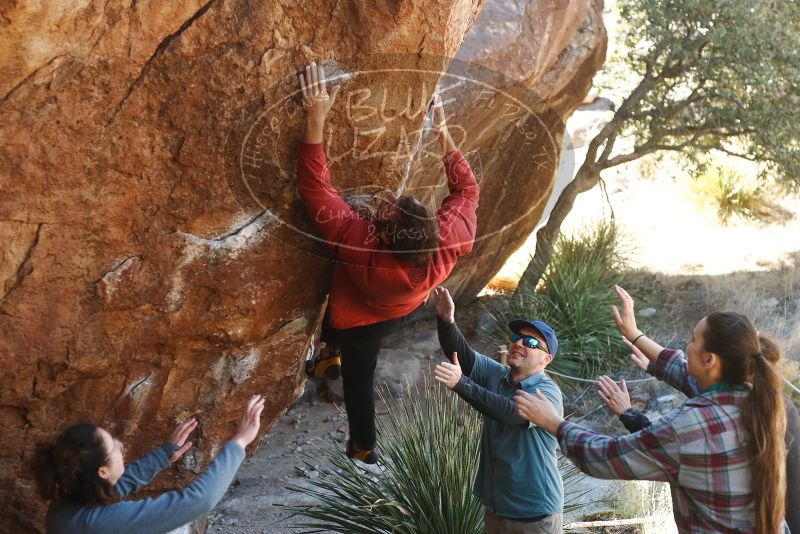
[346,439,380,465]
[305,343,341,380]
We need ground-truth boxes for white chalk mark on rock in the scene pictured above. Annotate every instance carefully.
[165,210,278,311]
[175,210,278,254]
[230,348,261,385]
[125,372,154,399]
[96,256,139,298]
[210,347,262,386]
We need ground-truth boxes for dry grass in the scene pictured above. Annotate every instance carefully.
[610,480,673,525]
[627,251,800,397]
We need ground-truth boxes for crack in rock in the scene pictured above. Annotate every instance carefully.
[111,0,216,120]
[125,372,154,398]
[0,223,42,305]
[174,209,278,254]
[94,256,140,298]
[1,55,75,107]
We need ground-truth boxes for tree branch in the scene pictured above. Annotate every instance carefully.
[598,129,619,164]
[711,146,761,161]
[601,134,708,168]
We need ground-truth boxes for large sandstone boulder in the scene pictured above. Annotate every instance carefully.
[439,0,607,299]
[0,0,605,531]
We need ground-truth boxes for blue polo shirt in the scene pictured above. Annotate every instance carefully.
[470,353,564,518]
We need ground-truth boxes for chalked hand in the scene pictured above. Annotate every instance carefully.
[299,62,340,123]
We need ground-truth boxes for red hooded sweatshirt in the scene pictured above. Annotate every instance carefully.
[297,142,479,329]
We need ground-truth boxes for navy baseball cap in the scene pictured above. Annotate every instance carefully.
[508,320,558,356]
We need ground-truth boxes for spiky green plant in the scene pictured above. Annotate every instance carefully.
[484,222,633,381]
[285,380,592,532]
[690,164,774,224]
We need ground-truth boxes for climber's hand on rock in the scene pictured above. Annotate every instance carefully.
[430,92,457,153]
[299,62,340,124]
[230,394,265,450]
[431,92,447,134]
[168,416,198,463]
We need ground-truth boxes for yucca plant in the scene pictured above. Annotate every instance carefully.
[285,379,592,532]
[285,380,484,533]
[690,164,774,225]
[484,222,633,381]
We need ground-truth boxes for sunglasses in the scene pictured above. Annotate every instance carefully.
[510,333,546,352]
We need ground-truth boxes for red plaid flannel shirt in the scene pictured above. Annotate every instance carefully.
[557,349,788,533]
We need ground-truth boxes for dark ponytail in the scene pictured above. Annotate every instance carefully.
[32,423,118,506]
[704,312,786,533]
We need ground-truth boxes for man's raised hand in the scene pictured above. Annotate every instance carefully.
[433,286,455,324]
[299,62,340,124]
[434,352,462,389]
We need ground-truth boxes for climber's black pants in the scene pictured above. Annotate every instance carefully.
[322,308,419,450]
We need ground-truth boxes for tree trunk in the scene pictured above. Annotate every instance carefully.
[516,167,602,291]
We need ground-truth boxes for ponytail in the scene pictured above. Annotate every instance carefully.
[704,313,786,533]
[747,353,786,533]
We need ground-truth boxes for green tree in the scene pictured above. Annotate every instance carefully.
[519,0,800,289]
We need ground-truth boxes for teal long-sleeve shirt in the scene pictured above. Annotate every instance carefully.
[438,318,564,519]
[45,441,245,534]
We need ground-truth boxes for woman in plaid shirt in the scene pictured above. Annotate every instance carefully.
[515,285,788,533]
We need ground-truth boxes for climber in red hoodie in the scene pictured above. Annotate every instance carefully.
[296,62,479,463]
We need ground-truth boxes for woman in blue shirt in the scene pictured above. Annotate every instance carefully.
[33,395,264,534]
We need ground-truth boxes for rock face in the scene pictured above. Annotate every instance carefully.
[0,0,605,531]
[439,0,608,299]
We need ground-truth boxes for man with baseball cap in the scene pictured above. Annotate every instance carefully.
[432,286,563,534]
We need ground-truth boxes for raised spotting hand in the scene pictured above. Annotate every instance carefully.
[597,376,631,416]
[611,285,665,366]
[167,417,198,463]
[230,395,266,450]
[624,337,650,371]
[434,352,463,389]
[432,285,455,325]
[514,389,562,434]
[610,284,641,341]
